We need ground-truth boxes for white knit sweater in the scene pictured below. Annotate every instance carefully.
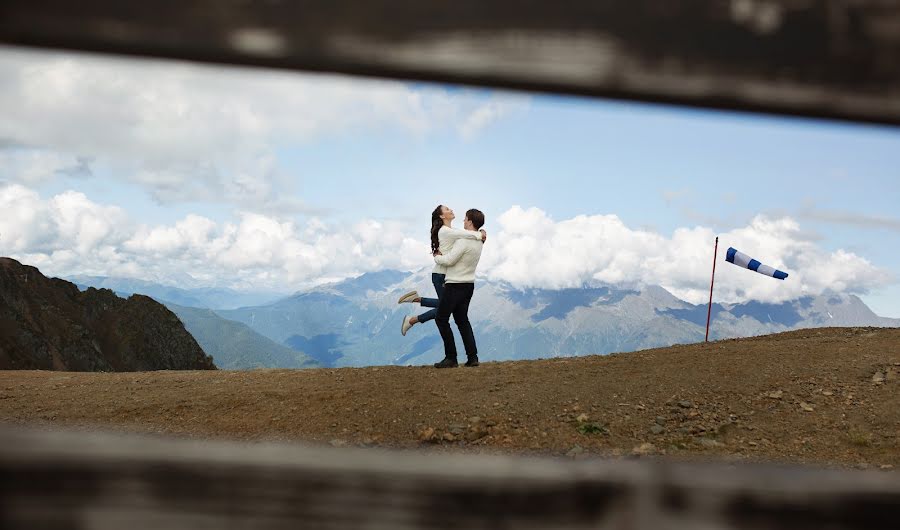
[432,225,483,275]
[433,234,484,284]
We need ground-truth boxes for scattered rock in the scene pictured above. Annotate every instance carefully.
[468,416,482,424]
[650,424,665,435]
[655,416,666,425]
[632,443,656,456]
[418,427,436,442]
[442,432,456,442]
[748,441,758,447]
[822,390,833,396]
[886,367,899,381]
[328,439,347,448]
[576,413,590,423]
[871,372,885,383]
[880,465,894,471]
[448,424,466,436]
[856,463,870,470]
[767,390,784,399]
[678,400,693,409]
[799,402,815,412]
[465,428,489,442]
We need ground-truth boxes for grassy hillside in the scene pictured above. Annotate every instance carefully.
[167,304,318,370]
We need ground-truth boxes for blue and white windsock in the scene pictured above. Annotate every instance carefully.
[725,247,788,280]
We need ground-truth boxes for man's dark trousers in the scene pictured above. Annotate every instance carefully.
[435,282,477,361]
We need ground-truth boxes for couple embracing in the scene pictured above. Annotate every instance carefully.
[397,205,487,369]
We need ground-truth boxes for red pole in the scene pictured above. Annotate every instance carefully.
[705,236,719,342]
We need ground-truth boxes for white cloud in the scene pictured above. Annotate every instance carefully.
[0,185,890,302]
[479,206,892,304]
[0,183,431,291]
[0,185,130,256]
[0,47,523,210]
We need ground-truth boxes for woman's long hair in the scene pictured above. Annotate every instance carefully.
[430,205,444,256]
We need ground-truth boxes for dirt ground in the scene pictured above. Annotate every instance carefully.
[1,327,897,470]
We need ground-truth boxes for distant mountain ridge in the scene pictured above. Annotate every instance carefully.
[66,275,286,310]
[217,269,899,368]
[0,258,216,371]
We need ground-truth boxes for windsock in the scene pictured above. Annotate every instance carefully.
[725,247,788,280]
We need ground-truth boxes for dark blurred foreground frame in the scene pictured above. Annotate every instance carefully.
[1,2,899,528]
[0,427,898,530]
[1,0,899,126]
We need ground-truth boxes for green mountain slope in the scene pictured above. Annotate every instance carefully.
[166,304,318,370]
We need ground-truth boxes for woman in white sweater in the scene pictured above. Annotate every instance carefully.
[397,204,485,335]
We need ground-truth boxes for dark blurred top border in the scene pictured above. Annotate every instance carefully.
[2,0,899,126]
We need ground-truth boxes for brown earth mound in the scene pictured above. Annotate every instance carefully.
[0,257,215,371]
[0,326,897,469]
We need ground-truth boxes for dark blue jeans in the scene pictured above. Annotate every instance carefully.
[417,273,445,323]
[436,282,477,361]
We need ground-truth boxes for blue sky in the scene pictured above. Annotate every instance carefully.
[1,47,898,315]
[276,94,900,232]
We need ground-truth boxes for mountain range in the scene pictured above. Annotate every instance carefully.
[68,275,286,310]
[216,269,899,367]
[74,269,898,369]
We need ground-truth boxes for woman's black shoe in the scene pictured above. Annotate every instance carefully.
[434,357,459,368]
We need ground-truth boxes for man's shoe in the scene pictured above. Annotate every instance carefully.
[434,357,459,369]
[401,315,414,336]
[464,356,480,367]
[397,290,418,304]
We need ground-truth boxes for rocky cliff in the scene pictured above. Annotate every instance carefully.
[0,258,215,371]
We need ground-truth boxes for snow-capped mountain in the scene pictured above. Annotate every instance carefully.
[215,269,899,367]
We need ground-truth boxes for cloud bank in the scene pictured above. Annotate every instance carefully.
[0,184,890,302]
[0,184,429,291]
[480,206,891,304]
[0,48,525,210]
